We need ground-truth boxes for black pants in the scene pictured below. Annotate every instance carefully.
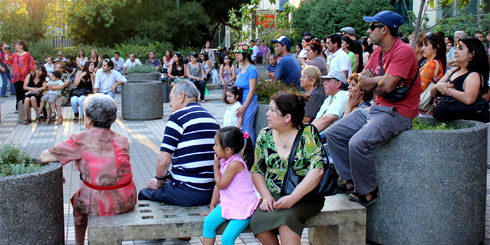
[14,81,25,110]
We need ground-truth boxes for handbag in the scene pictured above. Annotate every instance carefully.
[281,125,338,200]
[419,60,440,114]
[70,88,91,97]
[379,52,420,102]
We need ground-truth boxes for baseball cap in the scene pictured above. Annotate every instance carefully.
[340,27,355,35]
[363,10,404,29]
[271,36,292,49]
[321,71,347,84]
[303,32,312,36]
[57,51,63,55]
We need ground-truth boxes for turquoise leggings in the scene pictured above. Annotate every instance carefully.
[202,205,250,245]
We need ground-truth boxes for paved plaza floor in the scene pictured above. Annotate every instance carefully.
[1,89,489,244]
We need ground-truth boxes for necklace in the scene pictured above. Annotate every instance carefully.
[275,129,298,149]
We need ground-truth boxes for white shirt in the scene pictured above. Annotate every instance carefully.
[111,57,125,71]
[298,49,307,59]
[329,49,352,77]
[94,69,127,93]
[315,90,349,134]
[123,58,142,69]
[44,63,55,75]
[252,46,259,60]
[223,102,242,127]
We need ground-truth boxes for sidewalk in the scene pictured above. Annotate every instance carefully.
[1,89,489,244]
[0,90,308,245]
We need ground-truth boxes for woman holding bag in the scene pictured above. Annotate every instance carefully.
[250,91,326,244]
[430,37,489,122]
[419,32,446,115]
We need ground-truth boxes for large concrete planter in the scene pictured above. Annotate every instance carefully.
[0,162,64,244]
[122,80,163,120]
[127,72,160,81]
[254,104,269,140]
[368,119,487,244]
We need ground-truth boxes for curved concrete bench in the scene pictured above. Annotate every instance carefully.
[127,72,160,82]
[368,119,487,244]
[88,194,366,244]
[121,80,163,120]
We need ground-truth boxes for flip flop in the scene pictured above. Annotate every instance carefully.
[348,187,379,207]
[23,119,30,125]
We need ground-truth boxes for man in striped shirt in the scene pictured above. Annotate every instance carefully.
[138,80,219,206]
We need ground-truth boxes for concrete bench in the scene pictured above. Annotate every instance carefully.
[87,194,366,245]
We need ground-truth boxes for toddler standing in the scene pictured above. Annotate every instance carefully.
[202,126,258,245]
[222,86,242,128]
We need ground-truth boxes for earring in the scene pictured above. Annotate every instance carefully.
[311,83,314,86]
[285,121,288,126]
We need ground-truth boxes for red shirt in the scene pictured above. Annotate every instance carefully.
[365,38,421,118]
[7,52,35,83]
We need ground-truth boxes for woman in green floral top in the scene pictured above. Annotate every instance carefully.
[250,91,325,244]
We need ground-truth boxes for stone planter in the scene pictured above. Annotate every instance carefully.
[0,162,64,244]
[254,104,269,140]
[368,119,487,244]
[127,72,160,81]
[122,80,163,120]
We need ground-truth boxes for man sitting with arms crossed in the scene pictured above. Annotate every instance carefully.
[94,59,127,98]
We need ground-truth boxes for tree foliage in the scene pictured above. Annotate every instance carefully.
[292,0,393,39]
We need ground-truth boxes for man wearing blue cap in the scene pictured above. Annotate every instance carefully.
[270,36,302,87]
[326,10,421,206]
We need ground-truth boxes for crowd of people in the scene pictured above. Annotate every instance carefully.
[30,9,490,245]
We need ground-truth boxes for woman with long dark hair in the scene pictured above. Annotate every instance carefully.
[185,52,206,102]
[219,55,236,89]
[76,49,88,70]
[22,65,47,124]
[168,52,185,87]
[71,61,95,122]
[6,40,35,112]
[234,43,258,144]
[430,37,489,122]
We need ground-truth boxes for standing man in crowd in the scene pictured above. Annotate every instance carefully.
[271,36,302,87]
[326,10,420,206]
[123,53,142,76]
[138,80,219,206]
[326,34,351,78]
[341,27,364,73]
[250,40,257,61]
[145,51,161,71]
[111,51,125,75]
[94,59,127,98]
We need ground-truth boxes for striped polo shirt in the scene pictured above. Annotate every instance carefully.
[160,102,219,190]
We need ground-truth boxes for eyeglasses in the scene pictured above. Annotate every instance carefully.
[369,23,385,31]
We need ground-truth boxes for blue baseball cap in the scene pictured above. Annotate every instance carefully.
[271,36,292,49]
[363,11,404,29]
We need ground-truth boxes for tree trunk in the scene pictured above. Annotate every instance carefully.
[412,0,426,49]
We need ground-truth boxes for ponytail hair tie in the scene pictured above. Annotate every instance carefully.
[243,132,250,139]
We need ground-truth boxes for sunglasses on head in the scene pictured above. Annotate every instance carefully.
[104,58,110,62]
[369,23,385,31]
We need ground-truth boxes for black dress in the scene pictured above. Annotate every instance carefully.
[25,75,44,104]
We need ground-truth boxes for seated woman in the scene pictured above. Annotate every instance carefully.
[23,65,47,124]
[71,61,95,122]
[219,55,236,89]
[300,65,325,123]
[167,52,185,88]
[430,37,489,122]
[344,73,373,116]
[250,91,325,244]
[40,94,137,245]
[419,32,445,115]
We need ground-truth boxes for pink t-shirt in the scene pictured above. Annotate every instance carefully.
[219,154,259,220]
[365,38,421,118]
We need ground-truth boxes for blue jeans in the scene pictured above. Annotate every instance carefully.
[70,95,87,115]
[100,91,115,98]
[242,95,258,144]
[203,205,250,245]
[0,71,14,96]
[189,79,206,100]
[138,180,213,207]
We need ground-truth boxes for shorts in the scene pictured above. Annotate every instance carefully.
[41,93,60,103]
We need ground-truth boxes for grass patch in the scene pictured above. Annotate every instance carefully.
[0,144,44,177]
[411,117,462,130]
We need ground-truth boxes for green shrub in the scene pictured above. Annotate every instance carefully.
[256,78,299,104]
[126,65,158,74]
[0,143,44,177]
[411,117,460,130]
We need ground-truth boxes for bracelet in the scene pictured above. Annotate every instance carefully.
[155,175,167,181]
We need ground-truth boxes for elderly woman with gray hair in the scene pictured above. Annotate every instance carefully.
[40,94,136,245]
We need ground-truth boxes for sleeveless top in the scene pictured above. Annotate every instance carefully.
[171,63,185,77]
[222,65,233,83]
[219,154,259,220]
[203,61,210,74]
[448,69,478,92]
[28,75,44,88]
[76,76,93,91]
[187,62,203,78]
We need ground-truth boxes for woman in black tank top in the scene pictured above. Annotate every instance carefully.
[71,61,95,122]
[168,53,185,85]
[430,37,489,122]
[22,64,47,124]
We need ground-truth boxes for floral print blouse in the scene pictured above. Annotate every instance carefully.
[251,124,324,194]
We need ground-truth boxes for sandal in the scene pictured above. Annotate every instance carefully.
[23,119,30,125]
[348,187,379,207]
[56,116,63,125]
[338,179,354,194]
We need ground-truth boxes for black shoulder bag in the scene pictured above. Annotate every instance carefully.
[281,125,338,200]
[379,52,419,102]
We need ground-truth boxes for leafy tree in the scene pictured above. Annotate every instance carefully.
[291,0,393,39]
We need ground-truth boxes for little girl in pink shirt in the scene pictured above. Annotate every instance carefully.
[202,126,258,245]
